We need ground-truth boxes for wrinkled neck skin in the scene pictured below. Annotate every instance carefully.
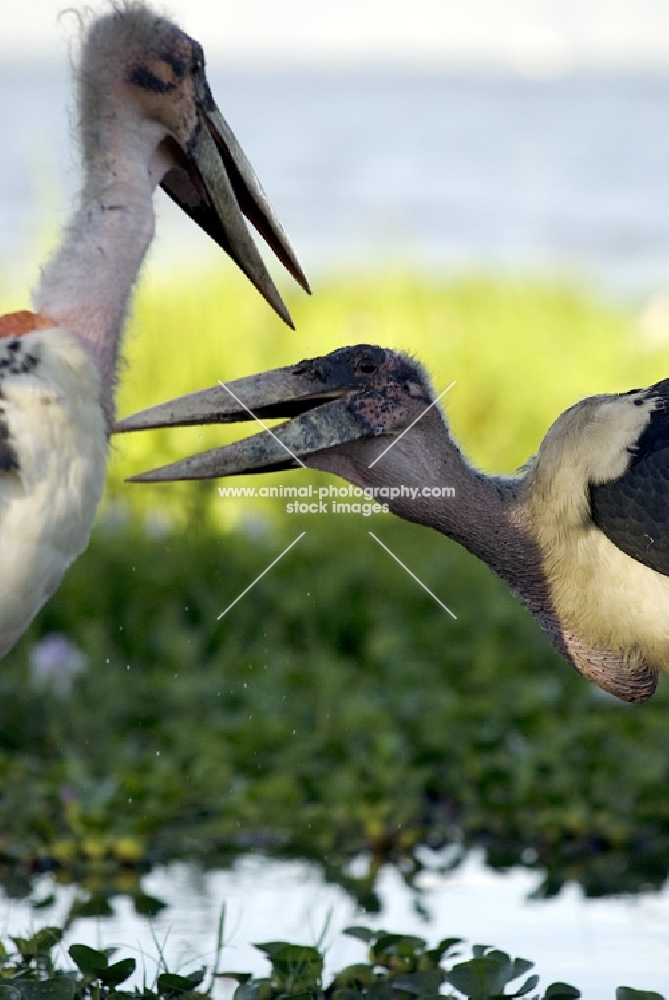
[33,104,174,428]
[306,413,571,659]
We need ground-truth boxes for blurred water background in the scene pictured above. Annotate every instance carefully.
[1,65,669,303]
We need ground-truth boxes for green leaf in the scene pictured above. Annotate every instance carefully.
[68,945,109,976]
[11,929,62,960]
[333,963,376,988]
[101,958,136,987]
[267,944,323,984]
[372,935,426,957]
[509,959,535,982]
[13,981,75,1000]
[371,934,425,972]
[482,950,516,985]
[33,895,57,911]
[132,893,167,918]
[365,983,394,1000]
[616,990,665,1000]
[343,927,377,944]
[405,995,445,1000]
[333,990,361,1000]
[426,938,463,964]
[511,974,539,998]
[67,897,114,920]
[447,957,512,998]
[34,928,62,955]
[393,970,444,996]
[543,986,582,999]
[0,987,21,1000]
[157,970,206,994]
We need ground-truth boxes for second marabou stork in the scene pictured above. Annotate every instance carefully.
[117,345,669,704]
[0,3,308,658]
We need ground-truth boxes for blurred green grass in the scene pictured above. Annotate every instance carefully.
[2,269,669,904]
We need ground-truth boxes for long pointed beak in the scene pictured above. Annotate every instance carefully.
[114,348,391,482]
[161,96,310,328]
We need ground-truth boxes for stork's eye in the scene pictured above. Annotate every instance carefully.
[357,360,377,374]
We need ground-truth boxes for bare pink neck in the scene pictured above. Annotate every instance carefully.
[32,121,171,427]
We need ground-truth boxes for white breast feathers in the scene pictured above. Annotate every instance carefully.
[0,327,107,657]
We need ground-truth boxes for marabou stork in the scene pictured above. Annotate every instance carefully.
[0,3,308,658]
[117,345,669,704]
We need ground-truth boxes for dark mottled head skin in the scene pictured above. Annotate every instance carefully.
[290,344,436,441]
[276,344,465,536]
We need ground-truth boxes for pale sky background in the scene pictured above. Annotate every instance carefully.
[2,0,669,73]
[1,0,668,301]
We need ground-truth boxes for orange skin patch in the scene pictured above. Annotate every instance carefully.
[0,311,54,339]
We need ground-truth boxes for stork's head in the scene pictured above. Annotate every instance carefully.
[79,5,207,158]
[78,3,309,326]
[114,344,450,492]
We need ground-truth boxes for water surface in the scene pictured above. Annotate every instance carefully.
[2,852,668,996]
[1,66,668,298]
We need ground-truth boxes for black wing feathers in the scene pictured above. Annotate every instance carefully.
[590,379,669,576]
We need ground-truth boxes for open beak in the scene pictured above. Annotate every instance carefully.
[114,346,392,482]
[161,85,310,329]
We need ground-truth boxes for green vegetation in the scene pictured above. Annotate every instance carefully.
[1,922,664,999]
[1,270,669,987]
[2,514,669,906]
